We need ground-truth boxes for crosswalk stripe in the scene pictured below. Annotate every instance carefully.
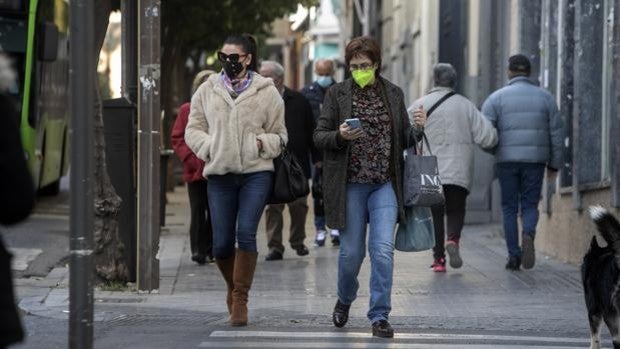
[208,330,589,344]
[199,341,582,349]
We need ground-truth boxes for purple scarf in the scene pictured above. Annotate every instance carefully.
[220,71,253,97]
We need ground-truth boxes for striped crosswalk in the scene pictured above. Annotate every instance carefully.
[199,330,597,348]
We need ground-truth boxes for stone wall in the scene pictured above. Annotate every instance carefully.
[536,188,619,265]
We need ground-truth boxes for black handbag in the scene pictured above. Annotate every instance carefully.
[403,133,445,207]
[267,137,310,204]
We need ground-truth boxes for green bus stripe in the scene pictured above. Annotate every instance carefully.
[20,0,38,172]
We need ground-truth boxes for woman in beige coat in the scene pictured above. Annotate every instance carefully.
[185,34,287,326]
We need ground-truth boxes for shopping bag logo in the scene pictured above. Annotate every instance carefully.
[421,174,441,187]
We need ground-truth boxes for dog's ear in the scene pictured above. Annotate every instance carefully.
[589,206,620,247]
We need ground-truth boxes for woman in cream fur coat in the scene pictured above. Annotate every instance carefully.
[185,34,287,327]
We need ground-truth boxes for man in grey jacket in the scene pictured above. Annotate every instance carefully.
[409,63,497,273]
[481,54,565,271]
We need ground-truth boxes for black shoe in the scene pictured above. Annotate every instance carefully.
[331,236,340,247]
[295,245,309,256]
[521,235,535,269]
[505,255,521,271]
[372,319,394,338]
[265,250,283,261]
[205,255,215,264]
[191,253,206,265]
[332,300,351,328]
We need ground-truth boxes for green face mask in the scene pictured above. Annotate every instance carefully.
[351,68,376,88]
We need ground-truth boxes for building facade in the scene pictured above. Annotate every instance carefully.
[336,0,620,263]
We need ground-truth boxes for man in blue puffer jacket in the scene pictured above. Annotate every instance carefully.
[482,54,565,271]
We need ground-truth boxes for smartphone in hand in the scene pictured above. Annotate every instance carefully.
[345,118,362,130]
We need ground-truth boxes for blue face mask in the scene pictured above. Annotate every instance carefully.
[316,75,333,88]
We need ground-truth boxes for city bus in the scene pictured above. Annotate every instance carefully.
[0,0,69,194]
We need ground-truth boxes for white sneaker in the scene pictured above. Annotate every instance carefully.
[315,230,326,247]
[330,229,339,237]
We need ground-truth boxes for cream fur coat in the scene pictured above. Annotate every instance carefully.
[185,72,287,177]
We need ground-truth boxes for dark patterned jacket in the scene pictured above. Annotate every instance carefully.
[313,78,422,229]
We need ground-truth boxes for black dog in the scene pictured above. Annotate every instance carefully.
[583,206,620,349]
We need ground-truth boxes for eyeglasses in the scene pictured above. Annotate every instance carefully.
[217,52,247,63]
[349,62,374,70]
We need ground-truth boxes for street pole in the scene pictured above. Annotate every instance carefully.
[137,0,161,292]
[121,0,138,103]
[69,0,94,347]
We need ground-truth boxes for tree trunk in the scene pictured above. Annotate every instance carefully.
[92,0,128,282]
[161,36,188,190]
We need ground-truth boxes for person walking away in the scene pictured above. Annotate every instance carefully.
[171,70,216,265]
[185,34,287,326]
[259,61,318,261]
[301,59,339,246]
[314,36,427,338]
[0,52,34,348]
[481,54,565,271]
[408,63,497,273]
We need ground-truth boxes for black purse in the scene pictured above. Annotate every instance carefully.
[267,137,309,204]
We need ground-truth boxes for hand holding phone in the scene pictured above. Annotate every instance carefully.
[340,118,364,140]
[345,118,362,130]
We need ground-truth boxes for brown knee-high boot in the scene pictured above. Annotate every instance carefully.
[230,249,258,326]
[215,254,235,314]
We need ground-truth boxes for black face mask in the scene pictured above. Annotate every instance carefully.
[223,61,244,79]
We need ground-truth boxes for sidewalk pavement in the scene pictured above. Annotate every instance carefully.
[13,185,590,348]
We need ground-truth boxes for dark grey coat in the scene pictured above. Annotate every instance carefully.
[313,78,421,229]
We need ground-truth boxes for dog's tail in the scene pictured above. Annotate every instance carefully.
[589,205,620,248]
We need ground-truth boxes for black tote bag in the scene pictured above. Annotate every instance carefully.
[403,133,444,207]
[267,137,310,204]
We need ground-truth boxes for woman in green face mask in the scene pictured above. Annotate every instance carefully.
[313,36,427,339]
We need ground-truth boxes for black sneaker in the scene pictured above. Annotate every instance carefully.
[505,255,521,271]
[521,235,535,269]
[295,245,309,256]
[265,250,283,261]
[191,253,206,265]
[371,320,394,338]
[332,300,351,328]
[331,236,340,247]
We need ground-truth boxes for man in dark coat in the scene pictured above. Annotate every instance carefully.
[301,59,340,247]
[259,60,319,261]
[0,53,33,348]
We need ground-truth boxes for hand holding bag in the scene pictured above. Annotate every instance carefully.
[267,137,310,204]
[395,205,435,252]
[403,133,444,207]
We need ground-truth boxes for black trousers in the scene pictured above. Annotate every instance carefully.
[187,180,214,257]
[0,235,24,348]
[431,184,469,260]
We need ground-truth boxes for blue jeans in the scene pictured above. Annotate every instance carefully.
[207,171,273,258]
[314,215,326,231]
[338,182,398,323]
[496,163,545,258]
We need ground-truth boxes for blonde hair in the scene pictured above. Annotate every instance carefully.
[191,69,216,94]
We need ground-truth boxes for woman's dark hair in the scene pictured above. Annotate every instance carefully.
[223,33,258,72]
[344,36,382,77]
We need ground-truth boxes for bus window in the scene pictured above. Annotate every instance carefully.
[0,0,25,12]
[0,16,26,116]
